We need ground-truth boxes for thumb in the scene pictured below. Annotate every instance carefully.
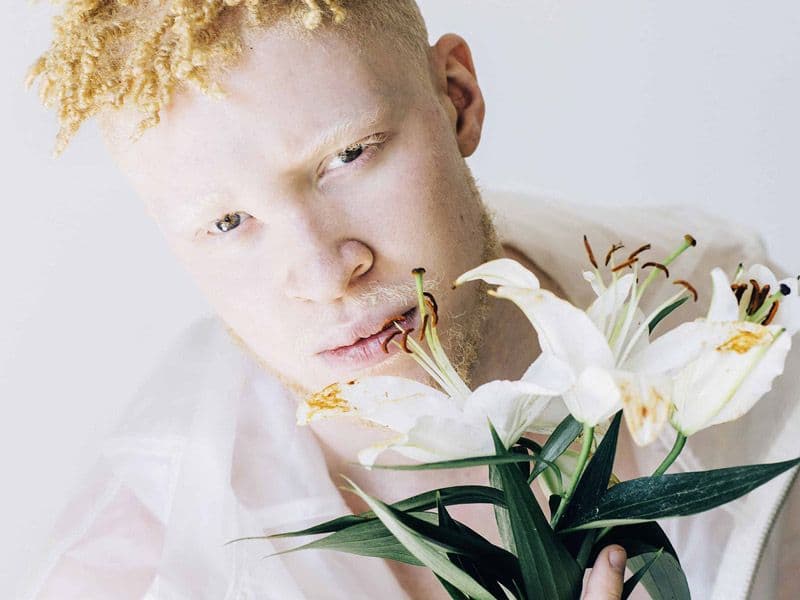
[583,544,627,600]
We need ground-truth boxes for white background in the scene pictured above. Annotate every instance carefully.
[3,0,798,595]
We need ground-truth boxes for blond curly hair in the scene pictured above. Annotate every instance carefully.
[25,0,430,158]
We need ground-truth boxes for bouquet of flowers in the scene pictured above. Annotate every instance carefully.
[232,233,799,599]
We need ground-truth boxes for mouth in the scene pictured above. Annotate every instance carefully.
[318,306,419,369]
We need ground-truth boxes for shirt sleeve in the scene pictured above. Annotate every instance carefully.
[20,458,166,600]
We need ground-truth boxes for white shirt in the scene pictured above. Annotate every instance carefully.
[19,190,800,599]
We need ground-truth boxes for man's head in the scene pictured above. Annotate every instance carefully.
[28,0,503,397]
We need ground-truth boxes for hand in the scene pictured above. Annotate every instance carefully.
[582,544,627,600]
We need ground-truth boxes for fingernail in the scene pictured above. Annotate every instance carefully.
[609,548,626,571]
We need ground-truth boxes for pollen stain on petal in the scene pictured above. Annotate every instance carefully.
[305,382,353,420]
[716,328,770,354]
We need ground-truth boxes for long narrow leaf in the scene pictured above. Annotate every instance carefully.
[557,411,622,530]
[365,454,541,470]
[561,456,800,531]
[260,485,505,538]
[344,477,496,600]
[622,548,663,599]
[528,416,583,484]
[489,422,583,600]
[648,297,689,334]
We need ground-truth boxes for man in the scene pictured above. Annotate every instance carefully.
[22,1,798,598]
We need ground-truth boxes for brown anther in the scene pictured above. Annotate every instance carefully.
[423,292,439,326]
[418,314,429,341]
[605,242,625,266]
[746,279,762,315]
[380,314,407,332]
[400,328,415,353]
[757,284,771,311]
[731,283,748,304]
[761,300,780,326]
[684,234,697,247]
[673,279,699,302]
[627,243,652,262]
[583,235,599,269]
[381,329,402,353]
[412,267,426,276]
[611,257,638,272]
[641,261,670,279]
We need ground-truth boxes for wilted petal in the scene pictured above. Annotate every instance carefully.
[492,286,616,372]
[707,268,740,322]
[296,376,456,432]
[521,352,576,395]
[454,258,541,289]
[612,371,672,446]
[587,273,635,333]
[670,323,791,435]
[562,366,622,427]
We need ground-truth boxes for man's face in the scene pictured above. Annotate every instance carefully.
[103,24,497,396]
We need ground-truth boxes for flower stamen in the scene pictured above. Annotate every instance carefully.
[584,234,599,269]
[761,301,780,326]
[731,283,748,303]
[627,243,652,262]
[605,242,625,266]
[641,261,670,279]
[423,292,439,325]
[418,314,429,341]
[673,279,699,301]
[381,330,402,353]
[746,280,763,315]
[400,328,415,353]
[611,257,639,272]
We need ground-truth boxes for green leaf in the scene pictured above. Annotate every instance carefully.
[489,421,583,600]
[557,411,622,530]
[260,485,505,538]
[264,511,438,565]
[588,521,689,600]
[622,548,663,599]
[365,454,541,471]
[648,296,690,334]
[344,477,497,600]
[528,415,583,484]
[490,462,517,556]
[561,456,800,531]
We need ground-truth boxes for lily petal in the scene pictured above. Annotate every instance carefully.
[492,286,616,372]
[520,352,577,395]
[707,268,740,322]
[587,273,635,334]
[612,371,672,446]
[670,323,791,435]
[562,366,622,427]
[454,258,541,289]
[388,416,494,463]
[776,276,800,335]
[625,320,719,376]
[296,376,457,432]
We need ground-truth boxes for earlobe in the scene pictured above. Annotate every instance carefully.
[432,33,486,157]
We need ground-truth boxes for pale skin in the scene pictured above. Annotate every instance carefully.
[100,20,626,600]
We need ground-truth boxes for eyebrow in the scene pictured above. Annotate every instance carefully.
[180,104,391,226]
[297,103,390,165]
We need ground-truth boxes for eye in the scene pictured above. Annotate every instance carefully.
[208,211,252,236]
[321,133,388,176]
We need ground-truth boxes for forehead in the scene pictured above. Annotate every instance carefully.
[106,24,425,197]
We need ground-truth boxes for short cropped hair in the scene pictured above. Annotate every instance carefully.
[25,0,431,158]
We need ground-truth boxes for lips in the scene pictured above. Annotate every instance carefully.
[320,306,417,353]
[317,306,419,369]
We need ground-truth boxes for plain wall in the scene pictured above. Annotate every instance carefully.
[3,0,798,594]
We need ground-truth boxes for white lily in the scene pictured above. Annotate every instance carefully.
[454,234,699,447]
[628,263,796,436]
[296,268,567,467]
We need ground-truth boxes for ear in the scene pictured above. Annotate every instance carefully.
[430,33,486,157]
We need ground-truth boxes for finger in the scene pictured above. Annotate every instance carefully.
[583,544,627,600]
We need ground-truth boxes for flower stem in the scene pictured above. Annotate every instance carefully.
[595,432,687,543]
[551,424,594,528]
[652,432,687,477]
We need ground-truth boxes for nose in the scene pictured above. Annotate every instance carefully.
[281,213,374,303]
